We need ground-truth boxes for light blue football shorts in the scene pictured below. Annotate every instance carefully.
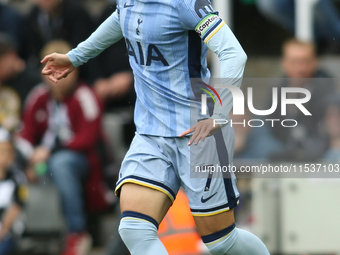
[115,124,240,217]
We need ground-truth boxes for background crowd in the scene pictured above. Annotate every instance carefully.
[0,0,340,255]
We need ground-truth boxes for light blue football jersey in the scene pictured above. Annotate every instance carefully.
[118,0,218,136]
[68,0,243,137]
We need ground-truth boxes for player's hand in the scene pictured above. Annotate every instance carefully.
[179,119,220,146]
[41,53,75,83]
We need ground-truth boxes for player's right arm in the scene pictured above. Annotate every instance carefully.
[41,9,123,82]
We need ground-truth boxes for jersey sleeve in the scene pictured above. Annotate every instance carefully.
[177,0,228,45]
[207,25,247,123]
[177,0,218,27]
[177,1,248,123]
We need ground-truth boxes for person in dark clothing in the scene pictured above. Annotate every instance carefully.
[18,40,106,255]
[322,94,340,162]
[0,3,24,55]
[270,39,334,161]
[256,0,340,51]
[0,33,41,108]
[93,4,136,157]
[93,4,135,109]
[24,0,98,83]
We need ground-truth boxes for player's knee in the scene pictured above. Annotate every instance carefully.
[201,223,238,255]
[118,211,159,248]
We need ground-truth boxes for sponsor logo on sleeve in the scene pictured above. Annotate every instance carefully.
[195,0,215,18]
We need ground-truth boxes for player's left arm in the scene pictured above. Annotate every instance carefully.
[206,22,247,120]
[180,13,247,145]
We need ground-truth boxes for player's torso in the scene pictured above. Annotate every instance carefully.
[118,0,209,86]
[117,0,210,136]
[119,0,184,67]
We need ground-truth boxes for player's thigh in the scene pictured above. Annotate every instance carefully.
[120,183,172,223]
[194,209,235,236]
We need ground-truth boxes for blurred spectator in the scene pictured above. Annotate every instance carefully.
[0,83,20,132]
[322,95,340,161]
[281,39,326,79]
[0,33,41,109]
[17,40,106,255]
[94,4,136,163]
[231,111,283,160]
[269,39,334,161]
[24,0,98,82]
[0,128,27,255]
[94,4,135,108]
[256,0,340,50]
[256,0,295,32]
[0,3,23,53]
